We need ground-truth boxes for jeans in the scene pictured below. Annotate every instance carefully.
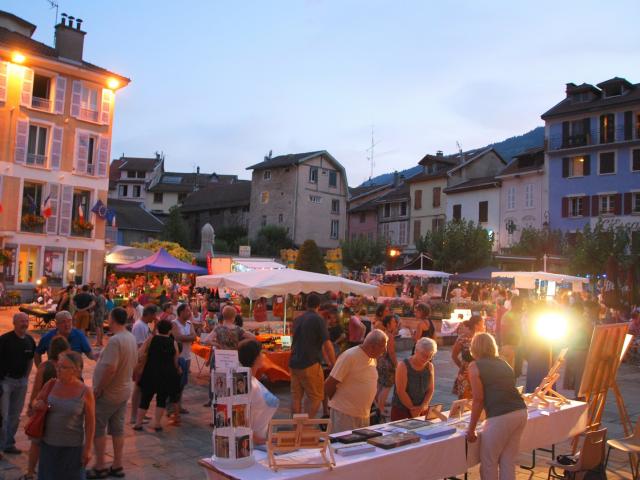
[0,376,29,450]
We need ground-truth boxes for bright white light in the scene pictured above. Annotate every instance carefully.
[535,312,567,341]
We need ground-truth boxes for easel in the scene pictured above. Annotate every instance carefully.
[266,414,335,472]
[524,348,570,407]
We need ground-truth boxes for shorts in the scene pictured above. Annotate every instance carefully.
[178,358,191,390]
[290,363,324,405]
[74,311,90,330]
[139,388,171,410]
[95,397,127,438]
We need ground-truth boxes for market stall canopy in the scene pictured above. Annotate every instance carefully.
[232,258,286,271]
[195,269,379,300]
[491,271,588,291]
[115,248,207,274]
[385,269,451,279]
[105,246,153,265]
[450,266,509,283]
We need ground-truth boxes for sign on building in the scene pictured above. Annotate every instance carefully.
[238,246,251,258]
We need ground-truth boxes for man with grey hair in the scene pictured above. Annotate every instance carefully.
[325,330,388,433]
[35,310,94,366]
[0,312,36,455]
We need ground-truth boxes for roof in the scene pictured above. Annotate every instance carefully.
[348,198,378,213]
[404,170,448,184]
[542,77,640,119]
[443,176,501,194]
[107,199,164,233]
[348,184,386,199]
[148,172,237,193]
[375,183,410,203]
[496,147,545,177]
[246,151,326,170]
[180,181,252,213]
[446,148,506,175]
[118,156,161,172]
[418,152,462,167]
[0,10,36,35]
[108,158,125,190]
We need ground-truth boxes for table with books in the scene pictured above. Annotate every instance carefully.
[200,400,588,480]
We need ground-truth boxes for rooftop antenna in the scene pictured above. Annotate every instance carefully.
[46,0,60,26]
[456,141,464,162]
[366,125,380,182]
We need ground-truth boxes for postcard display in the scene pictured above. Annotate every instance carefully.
[210,349,254,469]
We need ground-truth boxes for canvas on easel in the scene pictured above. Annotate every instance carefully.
[524,347,570,407]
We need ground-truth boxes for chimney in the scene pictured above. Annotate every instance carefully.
[194,166,200,192]
[393,170,400,186]
[55,13,86,62]
[436,150,443,157]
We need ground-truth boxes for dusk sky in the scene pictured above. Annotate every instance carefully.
[7,1,640,185]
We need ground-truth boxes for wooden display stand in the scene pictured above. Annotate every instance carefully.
[524,348,570,407]
[266,414,335,472]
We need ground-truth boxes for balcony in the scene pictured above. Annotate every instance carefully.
[79,108,99,123]
[31,96,51,112]
[26,153,47,167]
[562,134,591,149]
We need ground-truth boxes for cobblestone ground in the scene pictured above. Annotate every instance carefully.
[0,307,637,479]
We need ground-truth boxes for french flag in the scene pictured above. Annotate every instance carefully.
[42,194,52,219]
[78,204,85,221]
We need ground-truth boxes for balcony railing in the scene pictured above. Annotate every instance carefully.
[26,153,47,167]
[31,96,51,111]
[79,107,99,122]
[562,134,591,149]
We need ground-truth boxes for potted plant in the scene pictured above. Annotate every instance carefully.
[72,219,94,235]
[0,249,11,265]
[21,214,46,229]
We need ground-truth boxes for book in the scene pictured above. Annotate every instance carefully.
[351,428,383,439]
[334,442,376,456]
[335,433,366,444]
[413,424,457,440]
[389,419,433,430]
[367,432,421,450]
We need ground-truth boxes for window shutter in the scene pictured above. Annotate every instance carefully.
[20,67,34,107]
[413,220,421,243]
[582,196,590,216]
[624,111,633,141]
[70,80,82,117]
[75,131,89,174]
[561,197,568,218]
[54,76,67,115]
[582,118,591,143]
[624,193,632,215]
[583,155,591,176]
[14,119,29,164]
[50,126,63,170]
[591,195,599,216]
[100,88,113,125]
[433,187,441,207]
[614,193,622,215]
[562,121,569,146]
[45,183,60,234]
[58,185,73,236]
[97,135,110,177]
[414,190,422,210]
[0,61,7,103]
[562,157,569,177]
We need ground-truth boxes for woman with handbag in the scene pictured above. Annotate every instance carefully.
[31,351,95,480]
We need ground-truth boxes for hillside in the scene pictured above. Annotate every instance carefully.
[360,126,544,186]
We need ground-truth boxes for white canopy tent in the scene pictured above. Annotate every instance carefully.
[491,271,588,292]
[385,269,451,279]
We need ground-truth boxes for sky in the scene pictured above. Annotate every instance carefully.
[6,0,640,185]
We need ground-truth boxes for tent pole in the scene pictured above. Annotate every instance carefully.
[283,295,287,335]
[249,298,253,321]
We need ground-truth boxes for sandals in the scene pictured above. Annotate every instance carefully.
[86,468,109,479]
[108,466,125,478]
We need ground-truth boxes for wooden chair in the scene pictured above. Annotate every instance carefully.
[605,417,640,479]
[547,428,607,480]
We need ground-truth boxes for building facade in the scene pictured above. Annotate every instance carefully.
[108,154,162,203]
[346,183,393,241]
[247,151,348,249]
[0,11,128,294]
[376,181,410,249]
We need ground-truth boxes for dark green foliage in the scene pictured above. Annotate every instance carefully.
[251,225,294,257]
[295,239,328,274]
[341,237,386,272]
[160,206,190,248]
[215,225,248,254]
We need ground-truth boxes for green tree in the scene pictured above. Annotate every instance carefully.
[510,227,566,258]
[160,206,190,248]
[569,219,631,277]
[416,220,493,273]
[215,224,248,254]
[131,240,194,262]
[295,239,328,274]
[251,225,294,257]
[341,236,386,272]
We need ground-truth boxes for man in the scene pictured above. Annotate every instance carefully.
[93,287,107,347]
[324,330,388,433]
[35,310,94,365]
[73,284,96,333]
[0,313,36,456]
[89,307,137,479]
[289,293,336,417]
[170,303,196,420]
[130,305,157,423]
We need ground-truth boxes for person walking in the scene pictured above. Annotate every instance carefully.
[0,313,36,457]
[35,311,94,366]
[325,330,388,433]
[129,305,157,424]
[33,351,95,480]
[169,303,196,424]
[87,307,137,479]
[289,294,336,418]
[467,333,527,480]
[391,337,436,420]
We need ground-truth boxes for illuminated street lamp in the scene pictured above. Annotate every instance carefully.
[11,51,26,64]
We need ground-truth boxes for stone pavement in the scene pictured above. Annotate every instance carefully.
[0,307,638,479]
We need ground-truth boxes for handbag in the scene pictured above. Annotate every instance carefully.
[24,379,56,439]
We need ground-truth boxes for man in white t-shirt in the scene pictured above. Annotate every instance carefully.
[324,330,388,433]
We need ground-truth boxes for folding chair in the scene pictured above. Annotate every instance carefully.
[547,428,607,480]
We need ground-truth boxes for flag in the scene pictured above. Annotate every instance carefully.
[26,194,37,214]
[77,204,85,221]
[0,203,3,214]
[42,194,52,219]
[112,214,117,228]
[91,200,108,218]
[105,208,116,226]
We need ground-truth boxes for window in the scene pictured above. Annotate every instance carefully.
[3,246,16,283]
[569,197,584,217]
[153,192,163,204]
[309,195,321,204]
[599,194,616,215]
[309,166,318,184]
[260,191,269,204]
[452,204,461,221]
[263,170,271,181]
[86,136,97,175]
[136,171,145,179]
[432,217,444,231]
[27,124,48,167]
[414,189,422,210]
[359,212,366,223]
[118,185,128,197]
[413,220,421,244]
[261,215,267,227]
[382,223,390,240]
[599,152,616,175]
[506,186,516,210]
[633,192,640,214]
[21,182,44,233]
[127,171,136,178]
[67,249,85,285]
[637,114,640,140]
[330,219,339,239]
[632,150,640,172]
[331,199,340,214]
[432,187,441,208]
[177,193,187,203]
[278,213,283,223]
[32,73,51,111]
[600,113,615,143]
[43,248,64,286]
[400,202,407,216]
[328,170,337,188]
[17,245,39,284]
[399,222,407,245]
[383,203,391,218]
[71,190,91,237]
[524,184,534,209]
[80,86,99,122]
[132,185,141,198]
[563,155,590,177]
[624,111,633,140]
[478,201,488,223]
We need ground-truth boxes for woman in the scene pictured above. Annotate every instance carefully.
[375,315,398,417]
[373,304,390,331]
[391,337,436,421]
[345,307,366,348]
[467,333,527,480]
[159,302,176,322]
[413,303,435,345]
[55,286,73,313]
[452,315,485,399]
[133,319,181,431]
[22,337,71,480]
[33,351,95,480]
[237,340,279,444]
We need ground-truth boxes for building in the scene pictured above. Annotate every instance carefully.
[542,77,640,249]
[376,179,411,249]
[246,151,348,249]
[107,199,164,245]
[346,183,393,241]
[496,147,546,249]
[0,11,129,294]
[108,154,162,202]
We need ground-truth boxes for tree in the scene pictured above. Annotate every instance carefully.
[215,224,248,254]
[416,220,493,273]
[160,206,189,248]
[341,237,386,272]
[131,240,194,262]
[250,225,294,257]
[569,219,631,277]
[295,239,328,274]
[510,227,566,258]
